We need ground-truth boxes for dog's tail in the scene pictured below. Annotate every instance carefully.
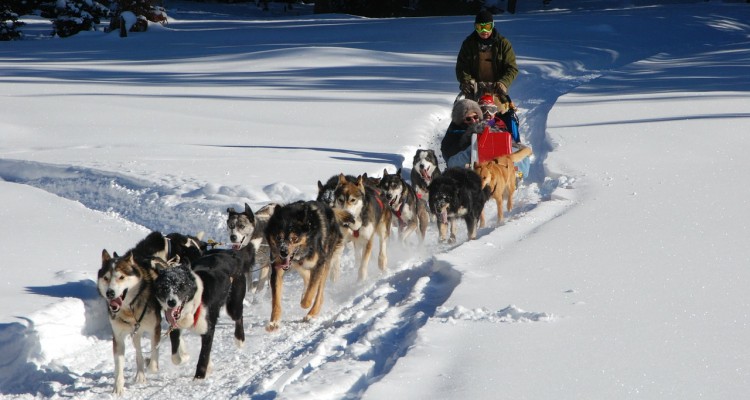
[333,209,356,228]
[508,146,532,163]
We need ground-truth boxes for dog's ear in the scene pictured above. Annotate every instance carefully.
[396,168,402,176]
[113,251,119,258]
[356,175,365,190]
[244,203,256,223]
[227,207,236,214]
[338,173,347,184]
[126,251,135,264]
[383,168,389,177]
[102,249,111,262]
[318,180,324,191]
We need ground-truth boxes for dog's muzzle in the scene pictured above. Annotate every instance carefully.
[106,288,127,312]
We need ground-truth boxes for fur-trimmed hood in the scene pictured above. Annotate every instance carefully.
[451,99,483,125]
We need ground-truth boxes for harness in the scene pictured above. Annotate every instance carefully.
[353,188,385,238]
[192,304,202,327]
[115,283,150,335]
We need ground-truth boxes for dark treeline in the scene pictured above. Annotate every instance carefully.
[1,0,507,40]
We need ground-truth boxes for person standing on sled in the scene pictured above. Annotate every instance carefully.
[456,10,519,99]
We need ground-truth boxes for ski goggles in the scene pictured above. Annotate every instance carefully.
[475,22,494,33]
[481,105,499,117]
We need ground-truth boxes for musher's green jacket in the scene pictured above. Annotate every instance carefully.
[455,29,518,91]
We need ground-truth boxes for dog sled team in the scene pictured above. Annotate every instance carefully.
[96,91,533,394]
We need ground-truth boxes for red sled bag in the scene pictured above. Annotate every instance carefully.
[471,123,513,164]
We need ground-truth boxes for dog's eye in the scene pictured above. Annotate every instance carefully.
[102,276,110,283]
[237,224,244,230]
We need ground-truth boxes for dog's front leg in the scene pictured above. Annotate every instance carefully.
[267,267,285,332]
[147,322,160,373]
[449,219,458,243]
[112,333,126,395]
[227,274,246,347]
[437,220,448,243]
[131,332,147,384]
[169,329,189,365]
[359,238,374,282]
[377,229,388,273]
[466,215,478,240]
[304,260,331,321]
[195,325,216,379]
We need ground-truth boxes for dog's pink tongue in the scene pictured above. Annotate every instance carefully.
[274,256,292,271]
[109,297,123,311]
[166,308,179,327]
[421,169,431,181]
[440,209,448,224]
[232,243,242,250]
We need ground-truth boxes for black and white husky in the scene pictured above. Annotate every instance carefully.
[379,168,429,246]
[153,234,252,379]
[410,149,442,203]
[226,203,276,293]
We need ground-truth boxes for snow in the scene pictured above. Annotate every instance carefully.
[2,0,750,398]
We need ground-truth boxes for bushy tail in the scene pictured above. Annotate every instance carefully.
[508,146,532,163]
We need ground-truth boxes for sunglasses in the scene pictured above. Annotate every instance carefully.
[464,114,480,123]
[475,22,493,33]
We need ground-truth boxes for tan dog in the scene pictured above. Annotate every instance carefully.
[473,146,532,223]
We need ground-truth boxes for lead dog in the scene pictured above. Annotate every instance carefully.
[226,202,276,293]
[98,233,165,395]
[334,174,392,282]
[379,168,429,246]
[264,200,354,331]
[473,146,532,223]
[410,149,442,203]
[153,233,253,379]
[428,167,490,243]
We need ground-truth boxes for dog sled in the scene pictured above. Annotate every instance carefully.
[455,82,530,181]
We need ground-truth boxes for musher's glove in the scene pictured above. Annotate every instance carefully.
[460,80,475,96]
[494,82,508,95]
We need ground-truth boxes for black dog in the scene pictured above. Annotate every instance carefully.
[428,167,490,243]
[153,237,253,379]
[121,230,207,265]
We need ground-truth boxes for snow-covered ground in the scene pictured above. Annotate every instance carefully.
[2,1,750,398]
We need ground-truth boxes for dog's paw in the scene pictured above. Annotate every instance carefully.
[266,321,280,332]
[146,358,158,373]
[172,352,189,365]
[113,382,124,396]
[302,314,317,323]
[235,338,245,348]
[134,371,147,384]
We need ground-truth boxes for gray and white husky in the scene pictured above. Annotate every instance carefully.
[226,203,276,293]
